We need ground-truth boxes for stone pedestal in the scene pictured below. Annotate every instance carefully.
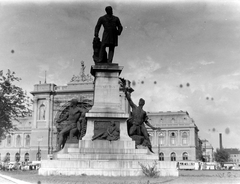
[89,64,124,113]
[84,64,132,142]
[39,63,179,177]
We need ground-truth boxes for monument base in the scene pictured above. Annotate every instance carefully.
[39,63,179,176]
[39,140,178,177]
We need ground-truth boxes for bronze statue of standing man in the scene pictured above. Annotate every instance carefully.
[94,6,123,63]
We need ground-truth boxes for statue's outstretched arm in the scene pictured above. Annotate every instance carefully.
[144,115,157,130]
[56,113,69,124]
[145,120,157,130]
[125,91,136,108]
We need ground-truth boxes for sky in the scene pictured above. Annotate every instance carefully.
[0,0,240,150]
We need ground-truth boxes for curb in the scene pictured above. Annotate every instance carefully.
[0,173,33,184]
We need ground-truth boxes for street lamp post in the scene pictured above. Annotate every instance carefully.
[37,137,43,161]
[18,147,21,162]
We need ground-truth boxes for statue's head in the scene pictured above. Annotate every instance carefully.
[139,98,145,106]
[70,99,78,106]
[105,6,113,15]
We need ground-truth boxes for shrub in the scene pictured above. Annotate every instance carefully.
[139,161,159,178]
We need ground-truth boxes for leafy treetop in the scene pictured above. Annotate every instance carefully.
[0,69,32,138]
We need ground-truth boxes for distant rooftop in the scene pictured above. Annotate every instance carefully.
[148,111,189,116]
[225,148,240,154]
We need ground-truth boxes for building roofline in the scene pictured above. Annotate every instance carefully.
[147,111,189,115]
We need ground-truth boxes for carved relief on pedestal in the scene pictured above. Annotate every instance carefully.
[92,121,120,141]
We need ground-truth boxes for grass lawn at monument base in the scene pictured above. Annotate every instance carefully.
[1,170,240,184]
[0,170,175,184]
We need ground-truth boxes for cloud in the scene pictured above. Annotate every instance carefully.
[126,56,161,80]
[57,59,72,70]
[198,60,215,65]
[38,63,50,73]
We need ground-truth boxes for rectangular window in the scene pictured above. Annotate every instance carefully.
[182,138,187,145]
[170,137,175,145]
[159,137,165,145]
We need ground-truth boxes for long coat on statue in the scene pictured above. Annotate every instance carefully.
[94,14,123,46]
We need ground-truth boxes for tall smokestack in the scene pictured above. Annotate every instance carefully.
[219,133,223,150]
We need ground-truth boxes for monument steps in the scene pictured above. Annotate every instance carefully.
[68,148,148,154]
[54,142,157,160]
[39,167,177,177]
[39,159,178,176]
[39,168,143,176]
[55,152,157,160]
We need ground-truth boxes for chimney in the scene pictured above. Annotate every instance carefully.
[219,133,223,150]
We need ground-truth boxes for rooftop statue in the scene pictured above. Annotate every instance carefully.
[93,6,123,64]
[70,61,93,82]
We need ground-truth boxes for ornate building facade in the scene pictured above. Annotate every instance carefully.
[147,111,201,161]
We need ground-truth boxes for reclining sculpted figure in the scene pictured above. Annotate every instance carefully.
[92,122,120,141]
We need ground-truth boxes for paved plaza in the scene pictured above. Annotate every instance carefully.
[0,173,31,184]
[1,170,240,184]
[0,176,16,184]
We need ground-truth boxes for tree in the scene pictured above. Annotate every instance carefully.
[214,148,230,166]
[0,69,32,138]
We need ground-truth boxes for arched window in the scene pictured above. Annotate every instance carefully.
[39,104,45,120]
[25,135,30,147]
[182,132,188,145]
[183,152,188,160]
[171,118,175,123]
[16,135,21,147]
[24,153,29,162]
[159,152,164,161]
[7,135,11,146]
[170,132,176,145]
[159,132,165,146]
[15,153,20,162]
[6,153,10,162]
[171,152,176,161]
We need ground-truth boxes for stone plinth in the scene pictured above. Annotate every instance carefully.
[90,64,124,113]
[85,64,131,142]
[39,141,179,177]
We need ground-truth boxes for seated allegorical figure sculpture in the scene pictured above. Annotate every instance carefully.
[92,122,120,141]
[124,86,157,153]
[55,99,88,152]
